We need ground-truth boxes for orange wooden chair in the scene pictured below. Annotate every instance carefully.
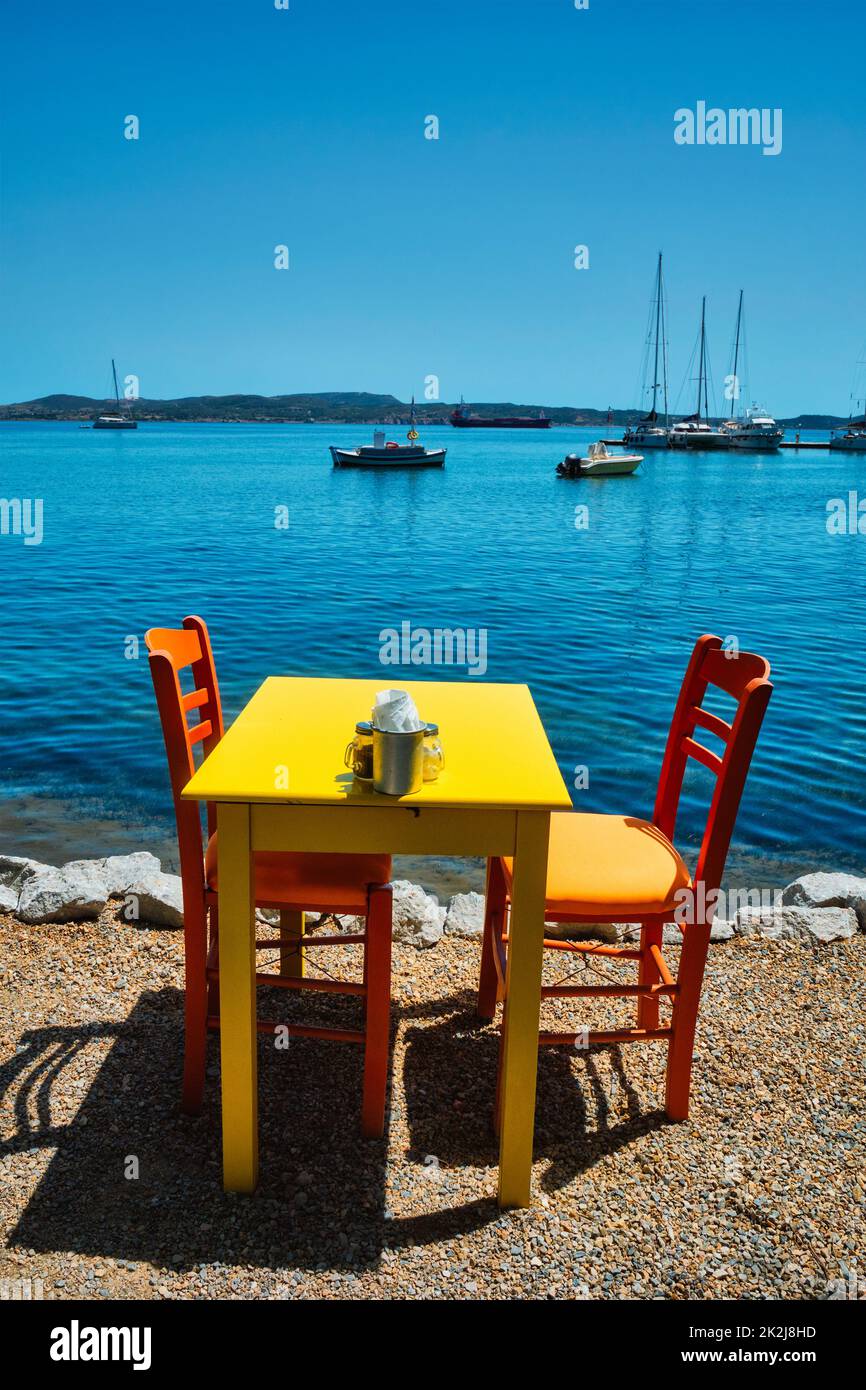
[477,633,773,1124]
[145,615,393,1136]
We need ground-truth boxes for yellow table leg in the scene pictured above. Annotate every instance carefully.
[279,909,305,978]
[217,802,258,1192]
[497,809,550,1209]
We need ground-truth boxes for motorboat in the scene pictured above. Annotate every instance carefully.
[557,442,642,477]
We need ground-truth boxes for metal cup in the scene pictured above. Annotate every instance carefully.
[372,727,425,795]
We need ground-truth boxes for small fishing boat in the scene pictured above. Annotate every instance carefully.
[330,407,445,468]
[93,359,137,429]
[330,438,446,468]
[557,442,642,477]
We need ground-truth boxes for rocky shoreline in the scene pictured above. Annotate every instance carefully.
[2,850,864,947]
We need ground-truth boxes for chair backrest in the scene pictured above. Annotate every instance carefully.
[145,616,225,886]
[652,634,773,897]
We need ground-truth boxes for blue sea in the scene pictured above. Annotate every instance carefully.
[1,421,864,897]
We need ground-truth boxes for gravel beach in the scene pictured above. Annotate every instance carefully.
[1,906,864,1301]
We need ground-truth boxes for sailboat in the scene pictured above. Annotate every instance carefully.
[93,359,137,429]
[830,347,866,451]
[624,252,670,450]
[669,298,727,450]
[720,292,783,451]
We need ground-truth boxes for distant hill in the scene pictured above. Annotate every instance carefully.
[0,391,848,429]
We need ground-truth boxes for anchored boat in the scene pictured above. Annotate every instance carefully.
[93,359,137,429]
[330,407,445,468]
[450,398,550,428]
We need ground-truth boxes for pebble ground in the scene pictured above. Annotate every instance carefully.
[1,907,863,1301]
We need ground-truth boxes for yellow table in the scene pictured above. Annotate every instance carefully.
[182,677,571,1207]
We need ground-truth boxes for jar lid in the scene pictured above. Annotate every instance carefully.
[424,722,439,735]
[355,720,373,734]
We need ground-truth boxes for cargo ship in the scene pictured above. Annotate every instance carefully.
[449,398,551,429]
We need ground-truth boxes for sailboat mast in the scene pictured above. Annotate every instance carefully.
[697,298,707,420]
[660,257,669,426]
[651,252,662,417]
[111,358,120,409]
[731,290,743,420]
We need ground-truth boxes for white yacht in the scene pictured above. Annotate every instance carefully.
[623,252,671,450]
[724,406,784,451]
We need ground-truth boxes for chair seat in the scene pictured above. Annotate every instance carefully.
[205,834,391,913]
[502,812,691,918]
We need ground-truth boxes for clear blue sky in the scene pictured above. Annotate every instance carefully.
[1,0,864,415]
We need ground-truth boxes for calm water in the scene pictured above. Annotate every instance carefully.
[2,421,864,896]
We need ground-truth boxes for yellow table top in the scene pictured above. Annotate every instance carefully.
[182,677,572,812]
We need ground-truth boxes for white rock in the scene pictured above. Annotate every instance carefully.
[0,854,45,892]
[444,891,485,939]
[0,884,19,913]
[781,872,866,930]
[121,873,184,928]
[616,922,683,945]
[736,905,858,944]
[77,852,162,897]
[334,914,364,934]
[390,879,445,949]
[710,918,735,942]
[17,862,109,924]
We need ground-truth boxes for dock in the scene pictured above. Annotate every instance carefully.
[602,438,832,450]
[778,441,830,449]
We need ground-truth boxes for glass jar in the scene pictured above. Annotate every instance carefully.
[344,720,374,781]
[422,722,445,782]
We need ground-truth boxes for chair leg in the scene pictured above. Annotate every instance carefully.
[637,917,662,1031]
[182,896,208,1115]
[361,885,393,1138]
[279,908,305,978]
[477,857,506,1019]
[665,925,710,1121]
